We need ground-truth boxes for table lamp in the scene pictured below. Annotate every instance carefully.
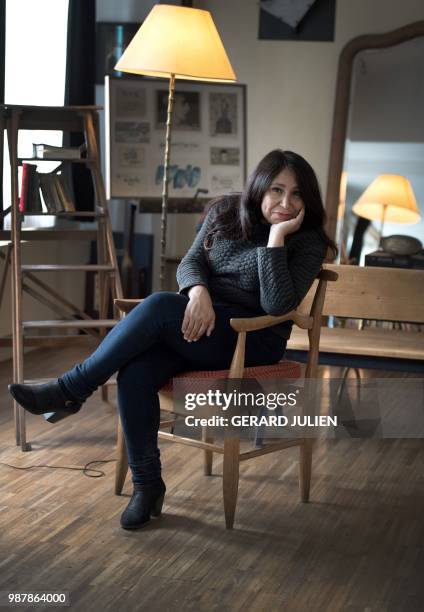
[114,4,237,289]
[352,174,420,244]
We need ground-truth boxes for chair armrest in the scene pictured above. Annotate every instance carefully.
[114,298,144,314]
[318,269,338,282]
[227,310,313,378]
[229,269,337,334]
[230,311,312,333]
[228,267,337,378]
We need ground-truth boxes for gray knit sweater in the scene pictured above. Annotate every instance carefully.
[176,206,327,339]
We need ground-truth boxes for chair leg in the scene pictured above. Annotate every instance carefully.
[253,405,266,447]
[101,385,109,403]
[222,433,240,529]
[201,426,214,475]
[115,416,129,495]
[299,438,314,502]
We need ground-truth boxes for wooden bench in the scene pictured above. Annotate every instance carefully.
[287,264,424,373]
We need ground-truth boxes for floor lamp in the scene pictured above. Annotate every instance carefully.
[114,4,237,290]
[352,174,420,246]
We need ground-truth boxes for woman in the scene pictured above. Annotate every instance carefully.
[9,149,336,530]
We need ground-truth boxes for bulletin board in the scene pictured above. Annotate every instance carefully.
[105,76,246,200]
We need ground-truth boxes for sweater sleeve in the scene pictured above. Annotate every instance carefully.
[256,231,326,315]
[176,208,215,294]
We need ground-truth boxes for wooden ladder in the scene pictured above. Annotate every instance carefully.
[0,104,123,451]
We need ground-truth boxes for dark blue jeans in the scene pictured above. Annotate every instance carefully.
[60,292,286,485]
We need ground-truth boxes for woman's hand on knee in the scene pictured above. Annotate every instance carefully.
[182,286,215,342]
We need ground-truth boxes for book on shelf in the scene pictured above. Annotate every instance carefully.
[19,163,31,212]
[52,175,75,212]
[39,174,62,212]
[38,173,76,213]
[38,174,56,213]
[27,167,43,213]
[19,163,42,213]
[32,143,83,160]
[50,176,65,212]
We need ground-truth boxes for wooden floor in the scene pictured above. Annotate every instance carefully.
[0,345,423,612]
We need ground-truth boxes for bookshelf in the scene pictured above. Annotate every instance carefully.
[0,104,123,451]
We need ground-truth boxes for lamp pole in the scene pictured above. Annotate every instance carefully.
[160,74,175,291]
[378,203,388,247]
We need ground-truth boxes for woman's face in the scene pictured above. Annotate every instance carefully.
[260,167,304,224]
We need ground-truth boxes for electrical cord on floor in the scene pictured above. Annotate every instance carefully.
[0,459,116,478]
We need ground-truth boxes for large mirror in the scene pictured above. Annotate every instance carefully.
[325,22,424,265]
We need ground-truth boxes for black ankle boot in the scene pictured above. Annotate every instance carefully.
[8,380,82,424]
[120,478,166,530]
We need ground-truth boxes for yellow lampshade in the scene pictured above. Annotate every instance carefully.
[114,4,237,82]
[352,174,420,224]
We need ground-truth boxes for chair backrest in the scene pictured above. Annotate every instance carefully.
[298,264,424,323]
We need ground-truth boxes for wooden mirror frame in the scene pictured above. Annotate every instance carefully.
[325,20,424,242]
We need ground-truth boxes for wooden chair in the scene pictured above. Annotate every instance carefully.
[288,265,424,371]
[114,269,338,529]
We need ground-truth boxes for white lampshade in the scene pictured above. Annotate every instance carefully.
[114,4,237,83]
[352,174,420,224]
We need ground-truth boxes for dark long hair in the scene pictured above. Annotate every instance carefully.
[204,149,338,258]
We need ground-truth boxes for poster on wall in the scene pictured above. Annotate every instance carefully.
[105,76,246,200]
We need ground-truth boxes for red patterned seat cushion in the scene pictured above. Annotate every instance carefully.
[160,360,301,393]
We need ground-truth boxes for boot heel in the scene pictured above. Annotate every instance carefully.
[151,493,165,517]
[44,404,81,423]
[44,411,68,423]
